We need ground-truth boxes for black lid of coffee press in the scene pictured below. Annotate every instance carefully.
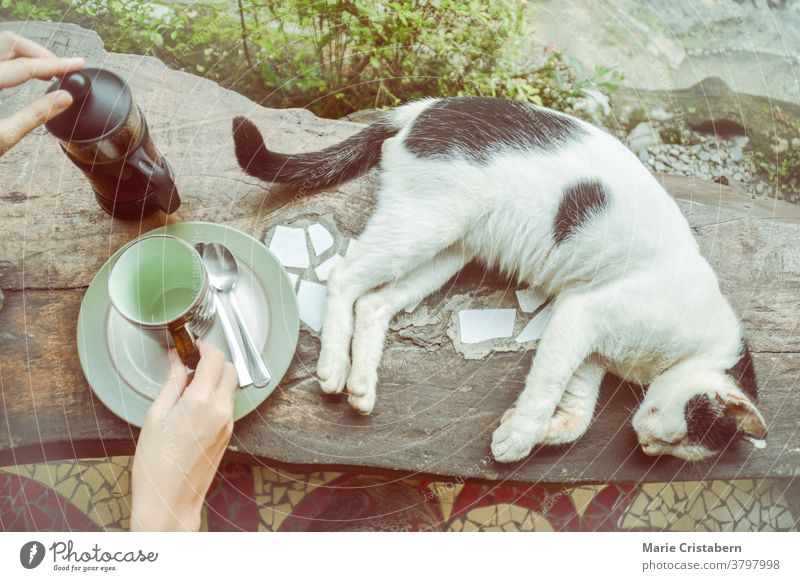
[44,68,132,142]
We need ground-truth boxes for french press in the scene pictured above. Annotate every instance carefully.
[45,68,180,219]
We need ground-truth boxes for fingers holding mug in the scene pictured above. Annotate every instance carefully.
[192,342,225,390]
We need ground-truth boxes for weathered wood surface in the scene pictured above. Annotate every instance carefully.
[1,22,799,484]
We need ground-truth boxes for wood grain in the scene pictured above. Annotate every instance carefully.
[1,289,799,484]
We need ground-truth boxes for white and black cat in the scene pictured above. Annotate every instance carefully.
[232,96,767,463]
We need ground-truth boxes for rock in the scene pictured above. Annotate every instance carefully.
[572,88,611,124]
[643,132,763,194]
[529,0,800,106]
[673,78,800,158]
[342,108,384,124]
[775,138,790,154]
[627,122,662,156]
[610,79,800,162]
[650,107,673,121]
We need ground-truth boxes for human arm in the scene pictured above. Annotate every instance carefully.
[131,344,237,531]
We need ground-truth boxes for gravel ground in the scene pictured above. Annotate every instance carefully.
[641,135,757,192]
[631,130,795,203]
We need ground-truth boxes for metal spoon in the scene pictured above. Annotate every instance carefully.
[197,243,253,388]
[202,242,272,388]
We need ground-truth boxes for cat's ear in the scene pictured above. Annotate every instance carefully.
[716,390,768,440]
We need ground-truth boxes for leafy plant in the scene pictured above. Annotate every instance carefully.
[1,0,619,119]
[1,0,62,20]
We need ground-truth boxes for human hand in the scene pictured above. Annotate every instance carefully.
[0,30,84,156]
[131,343,237,532]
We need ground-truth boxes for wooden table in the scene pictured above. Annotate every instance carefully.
[2,21,800,486]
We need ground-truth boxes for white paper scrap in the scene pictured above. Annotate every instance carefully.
[269,226,309,268]
[515,287,547,313]
[516,304,554,343]
[346,239,359,257]
[744,437,767,450]
[287,272,299,289]
[404,300,420,313]
[315,254,343,282]
[458,309,516,344]
[297,280,327,332]
[308,223,334,256]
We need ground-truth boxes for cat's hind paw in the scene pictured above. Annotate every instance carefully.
[539,408,592,446]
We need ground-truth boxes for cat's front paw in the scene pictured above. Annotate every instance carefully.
[491,411,542,463]
[345,366,377,415]
[316,347,350,394]
[347,391,376,415]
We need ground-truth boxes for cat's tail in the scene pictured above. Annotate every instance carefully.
[232,115,400,193]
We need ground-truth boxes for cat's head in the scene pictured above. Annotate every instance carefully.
[631,351,767,461]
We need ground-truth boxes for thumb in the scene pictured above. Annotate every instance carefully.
[153,349,189,410]
[0,90,72,156]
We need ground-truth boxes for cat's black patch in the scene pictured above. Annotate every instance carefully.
[684,394,739,451]
[404,97,586,162]
[552,179,608,244]
[727,340,758,401]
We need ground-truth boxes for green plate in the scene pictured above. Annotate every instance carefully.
[77,222,299,428]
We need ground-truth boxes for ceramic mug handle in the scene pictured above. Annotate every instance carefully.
[170,324,201,369]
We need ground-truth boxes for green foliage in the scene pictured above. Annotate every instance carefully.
[660,127,701,146]
[1,0,620,119]
[1,0,61,20]
[750,106,800,200]
[754,148,800,182]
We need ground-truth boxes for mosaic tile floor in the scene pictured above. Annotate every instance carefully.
[1,458,797,531]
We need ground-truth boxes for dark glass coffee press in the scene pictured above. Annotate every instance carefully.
[45,68,180,219]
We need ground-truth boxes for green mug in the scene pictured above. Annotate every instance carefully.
[107,234,214,369]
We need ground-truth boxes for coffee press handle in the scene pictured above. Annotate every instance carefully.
[125,147,180,214]
[170,325,201,370]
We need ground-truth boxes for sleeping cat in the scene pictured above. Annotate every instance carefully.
[232,96,768,463]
